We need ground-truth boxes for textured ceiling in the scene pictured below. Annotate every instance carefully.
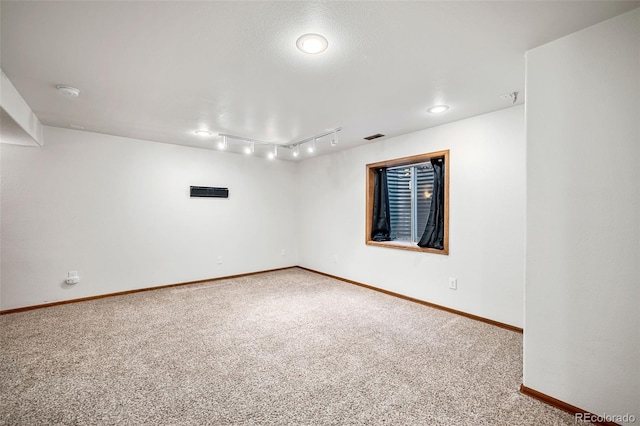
[1,1,638,159]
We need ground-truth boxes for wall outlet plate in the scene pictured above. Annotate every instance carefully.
[65,271,80,285]
[449,277,457,290]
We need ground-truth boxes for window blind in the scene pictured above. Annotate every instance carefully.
[387,164,434,242]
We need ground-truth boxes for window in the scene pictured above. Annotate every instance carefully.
[387,163,434,242]
[366,150,449,254]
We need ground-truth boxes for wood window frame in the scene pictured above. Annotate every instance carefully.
[365,150,449,255]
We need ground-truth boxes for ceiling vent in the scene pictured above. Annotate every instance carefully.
[364,133,385,141]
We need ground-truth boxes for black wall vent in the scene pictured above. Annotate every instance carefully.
[190,186,229,198]
[364,133,385,140]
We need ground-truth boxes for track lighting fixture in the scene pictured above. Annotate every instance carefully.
[217,127,341,159]
[287,128,341,155]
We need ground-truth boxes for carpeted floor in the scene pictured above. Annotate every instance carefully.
[1,268,576,425]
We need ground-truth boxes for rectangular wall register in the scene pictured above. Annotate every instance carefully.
[190,186,229,198]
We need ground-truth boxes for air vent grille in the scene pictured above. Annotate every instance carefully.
[190,186,229,198]
[364,133,385,141]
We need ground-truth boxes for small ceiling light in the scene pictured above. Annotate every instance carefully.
[195,130,212,137]
[56,85,80,97]
[331,130,338,147]
[427,105,450,114]
[296,33,329,54]
[293,145,299,157]
[244,141,255,155]
[268,145,278,160]
[217,135,227,149]
[308,138,316,153]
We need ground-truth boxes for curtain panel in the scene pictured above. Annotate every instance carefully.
[417,157,445,249]
[371,168,391,241]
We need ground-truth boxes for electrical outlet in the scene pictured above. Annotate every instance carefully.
[65,271,80,285]
[281,249,286,256]
[217,256,223,264]
[333,254,338,263]
[449,277,457,290]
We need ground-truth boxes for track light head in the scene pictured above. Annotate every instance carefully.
[244,141,254,155]
[268,145,278,160]
[218,135,227,150]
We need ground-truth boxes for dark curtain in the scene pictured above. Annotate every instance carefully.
[371,168,391,241]
[417,157,445,249]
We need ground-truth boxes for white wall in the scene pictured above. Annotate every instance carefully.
[524,8,639,421]
[0,126,298,310]
[297,105,526,328]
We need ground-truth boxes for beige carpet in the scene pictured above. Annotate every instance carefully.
[1,268,575,425]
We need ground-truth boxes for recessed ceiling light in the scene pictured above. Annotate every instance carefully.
[56,85,80,97]
[296,33,328,54]
[428,105,449,114]
[194,130,212,137]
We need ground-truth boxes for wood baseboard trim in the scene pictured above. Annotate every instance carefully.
[0,266,296,315]
[297,266,523,333]
[519,384,620,426]
[1,265,524,334]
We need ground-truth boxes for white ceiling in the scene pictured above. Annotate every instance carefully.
[1,1,638,159]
